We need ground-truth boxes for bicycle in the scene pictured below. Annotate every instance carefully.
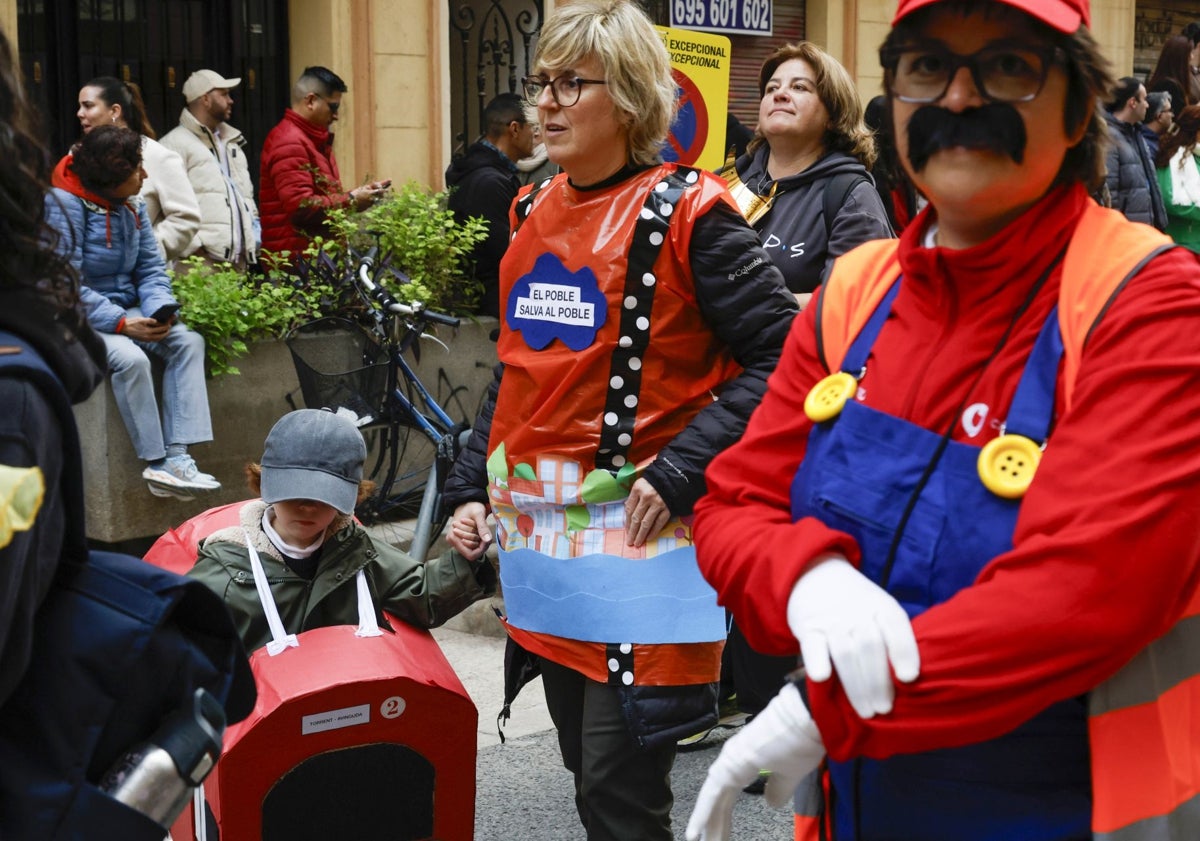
[286,248,470,560]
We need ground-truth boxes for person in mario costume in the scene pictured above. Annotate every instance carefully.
[686,0,1200,838]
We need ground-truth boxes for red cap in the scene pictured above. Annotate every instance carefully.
[892,0,1088,33]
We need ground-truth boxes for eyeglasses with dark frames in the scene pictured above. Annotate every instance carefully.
[312,92,341,114]
[522,74,607,108]
[880,41,1065,105]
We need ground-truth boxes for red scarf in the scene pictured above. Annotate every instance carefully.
[50,154,141,248]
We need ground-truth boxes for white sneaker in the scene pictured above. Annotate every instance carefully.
[143,455,221,493]
[147,482,196,502]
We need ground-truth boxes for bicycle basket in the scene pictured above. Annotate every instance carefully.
[286,316,390,427]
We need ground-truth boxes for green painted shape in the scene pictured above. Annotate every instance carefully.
[616,462,637,488]
[579,468,628,503]
[513,462,537,480]
[565,505,590,532]
[486,442,509,482]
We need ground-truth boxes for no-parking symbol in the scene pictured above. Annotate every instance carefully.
[657,26,731,172]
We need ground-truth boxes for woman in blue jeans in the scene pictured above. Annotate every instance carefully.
[45,125,219,500]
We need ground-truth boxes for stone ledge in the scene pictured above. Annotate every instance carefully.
[78,316,499,544]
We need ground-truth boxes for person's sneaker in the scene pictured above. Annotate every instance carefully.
[143,455,221,493]
[676,694,746,750]
[146,482,196,502]
[676,725,716,750]
[716,693,749,728]
[743,770,771,795]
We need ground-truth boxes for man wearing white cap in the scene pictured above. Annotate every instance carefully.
[686,0,1200,839]
[161,69,259,268]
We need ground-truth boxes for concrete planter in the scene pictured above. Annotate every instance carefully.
[77,317,499,544]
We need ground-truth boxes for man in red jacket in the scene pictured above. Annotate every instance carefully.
[258,65,389,258]
[686,0,1200,839]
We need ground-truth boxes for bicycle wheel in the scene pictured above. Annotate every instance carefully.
[357,371,457,531]
[359,422,440,523]
[404,438,457,561]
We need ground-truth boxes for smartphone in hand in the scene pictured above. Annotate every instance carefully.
[149,303,181,324]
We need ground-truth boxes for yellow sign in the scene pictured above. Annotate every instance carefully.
[656,26,732,172]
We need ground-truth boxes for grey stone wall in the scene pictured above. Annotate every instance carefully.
[76,317,499,544]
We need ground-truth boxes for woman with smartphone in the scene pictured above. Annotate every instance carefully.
[44,125,221,501]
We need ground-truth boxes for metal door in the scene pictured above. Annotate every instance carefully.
[447,0,543,156]
[17,0,288,186]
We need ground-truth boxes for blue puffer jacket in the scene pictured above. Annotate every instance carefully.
[44,188,177,334]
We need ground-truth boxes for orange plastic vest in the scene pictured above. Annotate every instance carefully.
[490,167,740,687]
[797,203,1196,841]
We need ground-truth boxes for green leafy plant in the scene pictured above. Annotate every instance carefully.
[170,257,335,376]
[169,181,485,374]
[323,180,489,313]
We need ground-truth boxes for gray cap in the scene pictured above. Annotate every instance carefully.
[260,410,366,514]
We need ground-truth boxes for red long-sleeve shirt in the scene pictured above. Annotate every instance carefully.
[694,183,1200,762]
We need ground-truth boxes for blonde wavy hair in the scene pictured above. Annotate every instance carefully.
[750,41,877,169]
[532,0,677,166]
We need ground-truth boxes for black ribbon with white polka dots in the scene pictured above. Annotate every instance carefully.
[606,642,635,687]
[512,174,552,234]
[595,167,698,473]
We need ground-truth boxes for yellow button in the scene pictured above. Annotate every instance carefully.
[977,434,1042,499]
[804,372,858,423]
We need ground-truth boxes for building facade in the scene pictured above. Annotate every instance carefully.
[7,0,1182,194]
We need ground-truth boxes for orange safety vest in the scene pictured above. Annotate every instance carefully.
[795,203,1198,841]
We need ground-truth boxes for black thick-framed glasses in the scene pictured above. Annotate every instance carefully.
[522,75,607,107]
[312,92,340,114]
[880,41,1064,104]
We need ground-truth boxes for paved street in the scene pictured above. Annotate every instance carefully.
[431,626,793,840]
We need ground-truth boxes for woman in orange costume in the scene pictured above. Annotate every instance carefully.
[442,2,796,838]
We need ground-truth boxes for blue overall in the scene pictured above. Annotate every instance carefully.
[790,281,1090,841]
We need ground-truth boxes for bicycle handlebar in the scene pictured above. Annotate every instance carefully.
[354,259,460,328]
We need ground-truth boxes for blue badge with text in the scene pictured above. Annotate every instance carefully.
[507,253,607,351]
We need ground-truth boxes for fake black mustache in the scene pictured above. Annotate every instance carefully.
[905,103,1027,172]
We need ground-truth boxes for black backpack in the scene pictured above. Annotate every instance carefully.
[822,170,871,240]
[0,328,255,840]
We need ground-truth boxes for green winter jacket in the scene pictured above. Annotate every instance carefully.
[189,500,495,652]
[1156,157,1200,252]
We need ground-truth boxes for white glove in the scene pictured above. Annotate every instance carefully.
[788,554,920,718]
[686,683,825,841]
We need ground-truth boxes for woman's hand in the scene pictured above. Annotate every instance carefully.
[624,478,671,547]
[120,316,170,342]
[447,501,492,561]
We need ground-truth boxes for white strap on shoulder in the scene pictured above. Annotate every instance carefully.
[245,529,300,656]
[354,569,383,637]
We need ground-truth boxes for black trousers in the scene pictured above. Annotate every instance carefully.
[726,618,794,716]
[539,660,677,841]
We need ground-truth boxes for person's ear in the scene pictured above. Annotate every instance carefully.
[1067,98,1093,146]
